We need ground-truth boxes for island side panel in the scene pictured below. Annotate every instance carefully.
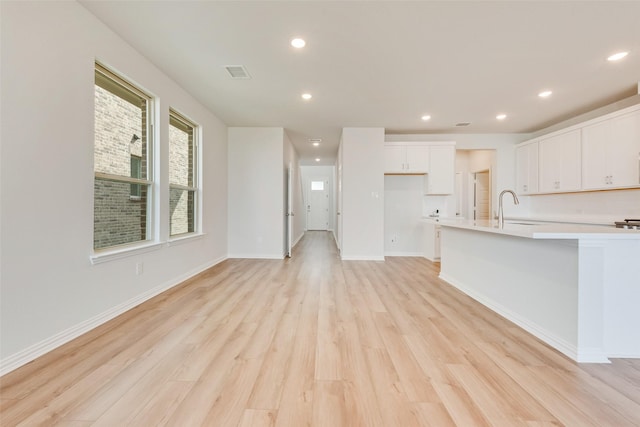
[439,226,580,360]
[601,239,640,358]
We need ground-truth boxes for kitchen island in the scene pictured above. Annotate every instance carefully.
[437,219,640,363]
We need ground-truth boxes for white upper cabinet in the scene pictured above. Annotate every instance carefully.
[384,144,429,173]
[384,142,455,194]
[582,109,640,190]
[406,145,430,173]
[539,129,582,193]
[515,141,538,195]
[425,145,455,194]
[516,105,640,195]
[384,145,407,173]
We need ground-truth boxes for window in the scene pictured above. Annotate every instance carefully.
[130,154,142,199]
[169,110,198,237]
[94,63,153,250]
[311,181,325,191]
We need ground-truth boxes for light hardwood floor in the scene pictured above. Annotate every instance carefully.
[2,231,640,426]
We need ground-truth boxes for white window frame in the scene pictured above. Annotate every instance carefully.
[168,109,200,238]
[91,63,158,263]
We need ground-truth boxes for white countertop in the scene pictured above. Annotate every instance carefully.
[437,219,640,240]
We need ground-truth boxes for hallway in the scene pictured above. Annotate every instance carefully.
[1,231,639,426]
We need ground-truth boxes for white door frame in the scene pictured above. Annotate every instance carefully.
[473,169,491,220]
[285,167,293,257]
[306,175,330,231]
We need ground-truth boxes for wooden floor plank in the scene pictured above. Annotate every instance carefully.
[238,409,277,427]
[2,231,640,426]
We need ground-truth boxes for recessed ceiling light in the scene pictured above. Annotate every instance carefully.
[421,115,431,121]
[315,158,321,162]
[496,114,507,120]
[312,142,320,147]
[301,93,312,100]
[607,51,628,61]
[291,38,306,48]
[538,90,553,98]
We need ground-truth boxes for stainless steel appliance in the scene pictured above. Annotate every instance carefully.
[615,219,640,229]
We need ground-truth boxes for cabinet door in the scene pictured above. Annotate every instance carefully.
[426,146,455,194]
[582,109,640,190]
[384,145,406,173]
[516,142,538,194]
[582,118,610,190]
[405,145,430,173]
[609,110,640,187]
[539,130,581,193]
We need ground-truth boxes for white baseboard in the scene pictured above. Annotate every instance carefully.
[439,272,609,364]
[341,255,385,261]
[384,251,424,257]
[292,232,304,248]
[0,256,227,377]
[227,254,284,259]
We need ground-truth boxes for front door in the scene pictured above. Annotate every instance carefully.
[307,177,329,230]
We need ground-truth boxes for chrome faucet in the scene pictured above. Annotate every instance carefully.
[498,189,519,228]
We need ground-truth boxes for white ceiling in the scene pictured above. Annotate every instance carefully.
[79,1,640,165]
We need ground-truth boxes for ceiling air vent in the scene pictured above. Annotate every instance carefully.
[224,65,251,79]
[455,122,471,127]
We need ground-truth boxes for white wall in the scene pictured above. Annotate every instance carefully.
[384,176,424,256]
[0,2,228,372]
[341,128,385,260]
[228,127,285,258]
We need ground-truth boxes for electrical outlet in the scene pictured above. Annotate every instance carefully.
[136,262,144,275]
[391,235,398,243]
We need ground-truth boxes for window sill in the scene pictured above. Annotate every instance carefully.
[168,232,205,247]
[90,241,163,265]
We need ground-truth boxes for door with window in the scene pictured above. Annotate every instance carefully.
[307,177,329,230]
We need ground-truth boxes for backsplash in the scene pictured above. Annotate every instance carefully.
[520,189,640,225]
[423,195,456,218]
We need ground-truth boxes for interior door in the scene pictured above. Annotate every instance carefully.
[474,170,490,220]
[307,177,329,230]
[285,167,293,257]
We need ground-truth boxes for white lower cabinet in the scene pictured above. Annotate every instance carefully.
[423,221,441,261]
